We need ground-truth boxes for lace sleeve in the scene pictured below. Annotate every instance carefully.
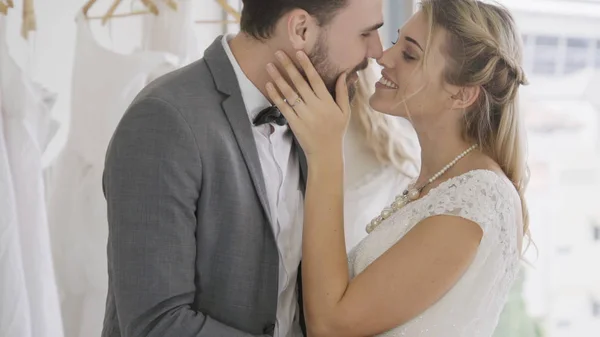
[417,170,517,233]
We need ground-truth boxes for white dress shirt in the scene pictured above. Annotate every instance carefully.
[222,35,304,337]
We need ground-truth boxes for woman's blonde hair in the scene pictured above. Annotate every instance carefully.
[419,0,530,239]
[353,61,420,179]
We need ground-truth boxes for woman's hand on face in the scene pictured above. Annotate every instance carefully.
[266,50,351,162]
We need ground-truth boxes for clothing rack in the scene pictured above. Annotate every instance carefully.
[0,0,13,15]
[195,0,240,25]
[22,0,35,38]
[82,0,241,25]
[83,0,176,24]
[214,0,240,21]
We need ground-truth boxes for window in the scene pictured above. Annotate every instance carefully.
[593,298,600,317]
[384,0,412,49]
[521,34,534,72]
[564,38,590,74]
[533,35,560,75]
[593,222,600,241]
[596,40,600,68]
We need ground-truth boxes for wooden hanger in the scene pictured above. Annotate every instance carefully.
[100,0,126,24]
[0,0,13,14]
[83,0,165,24]
[21,0,36,39]
[0,1,10,15]
[216,0,241,21]
[163,0,177,11]
[196,0,240,24]
[82,0,99,17]
[0,3,7,16]
[140,0,159,15]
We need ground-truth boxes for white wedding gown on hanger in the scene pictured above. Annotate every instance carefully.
[46,12,175,337]
[348,170,522,336]
[0,71,32,337]
[142,0,201,67]
[0,15,63,337]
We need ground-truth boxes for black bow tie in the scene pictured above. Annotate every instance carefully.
[253,106,287,126]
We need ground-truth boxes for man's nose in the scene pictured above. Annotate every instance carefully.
[376,46,395,69]
[367,32,384,59]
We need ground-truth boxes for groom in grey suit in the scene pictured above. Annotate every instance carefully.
[101,0,384,336]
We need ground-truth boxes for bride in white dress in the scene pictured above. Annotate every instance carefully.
[265,1,528,336]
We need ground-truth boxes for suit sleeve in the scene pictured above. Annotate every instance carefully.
[103,96,270,337]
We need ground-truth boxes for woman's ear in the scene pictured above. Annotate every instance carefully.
[450,86,480,110]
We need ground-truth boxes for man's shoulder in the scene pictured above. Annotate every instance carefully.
[107,58,222,143]
[134,58,221,110]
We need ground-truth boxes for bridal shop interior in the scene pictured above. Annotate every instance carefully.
[1,0,600,336]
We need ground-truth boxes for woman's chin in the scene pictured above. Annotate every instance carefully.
[369,93,398,116]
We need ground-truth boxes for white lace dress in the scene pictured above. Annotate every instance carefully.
[348,170,521,337]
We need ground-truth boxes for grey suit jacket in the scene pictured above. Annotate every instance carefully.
[101,36,307,337]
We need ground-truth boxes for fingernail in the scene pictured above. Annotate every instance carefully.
[266,63,276,73]
[296,50,304,60]
[275,51,285,61]
[266,82,274,91]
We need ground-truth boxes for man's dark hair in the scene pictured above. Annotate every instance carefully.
[240,0,349,40]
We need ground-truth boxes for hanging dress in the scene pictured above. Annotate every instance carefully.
[46,12,174,337]
[0,15,64,337]
[141,0,201,68]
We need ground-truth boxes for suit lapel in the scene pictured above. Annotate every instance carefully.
[223,97,273,223]
[204,36,273,225]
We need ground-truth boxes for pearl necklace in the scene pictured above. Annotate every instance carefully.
[365,144,479,234]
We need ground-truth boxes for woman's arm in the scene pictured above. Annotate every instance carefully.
[301,152,349,336]
[302,174,482,337]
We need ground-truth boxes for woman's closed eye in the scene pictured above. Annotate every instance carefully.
[391,38,417,62]
[403,51,417,61]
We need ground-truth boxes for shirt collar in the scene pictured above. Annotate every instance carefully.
[221,34,271,122]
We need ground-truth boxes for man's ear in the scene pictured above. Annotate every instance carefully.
[286,9,317,50]
[450,86,480,110]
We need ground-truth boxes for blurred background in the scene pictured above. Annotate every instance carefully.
[1,0,599,336]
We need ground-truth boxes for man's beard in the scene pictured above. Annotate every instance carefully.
[304,34,368,102]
